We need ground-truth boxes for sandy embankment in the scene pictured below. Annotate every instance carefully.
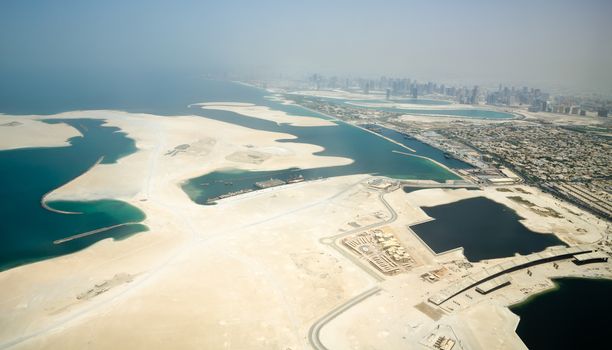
[290,89,384,101]
[0,117,81,150]
[195,102,337,127]
[24,108,352,202]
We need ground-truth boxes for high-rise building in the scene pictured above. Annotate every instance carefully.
[470,86,479,104]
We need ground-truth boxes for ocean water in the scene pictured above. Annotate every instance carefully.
[410,197,564,261]
[0,119,147,271]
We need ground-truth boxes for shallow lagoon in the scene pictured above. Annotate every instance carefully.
[0,119,147,270]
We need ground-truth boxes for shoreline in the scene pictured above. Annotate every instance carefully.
[289,102,468,181]
[40,156,104,214]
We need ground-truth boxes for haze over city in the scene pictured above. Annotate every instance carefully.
[2,0,612,94]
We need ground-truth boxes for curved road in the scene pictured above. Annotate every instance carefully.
[307,286,381,350]
[310,184,398,349]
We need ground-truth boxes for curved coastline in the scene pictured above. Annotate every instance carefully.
[182,99,462,204]
[293,102,464,176]
[0,118,147,271]
[52,221,143,244]
[510,277,612,350]
[40,156,104,214]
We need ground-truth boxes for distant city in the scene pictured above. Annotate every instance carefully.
[265,74,611,118]
[267,75,611,221]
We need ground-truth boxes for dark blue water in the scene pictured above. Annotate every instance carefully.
[0,119,147,271]
[511,278,612,350]
[411,197,564,261]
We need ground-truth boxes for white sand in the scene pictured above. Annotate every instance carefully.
[290,89,384,101]
[195,103,337,127]
[29,109,352,202]
[0,106,609,350]
[0,116,80,150]
[0,106,362,349]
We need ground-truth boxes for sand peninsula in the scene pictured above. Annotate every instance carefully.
[0,105,610,350]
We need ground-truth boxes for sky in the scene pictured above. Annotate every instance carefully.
[1,0,612,94]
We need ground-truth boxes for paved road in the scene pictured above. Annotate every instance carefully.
[308,286,381,350]
[0,175,371,349]
[310,184,398,349]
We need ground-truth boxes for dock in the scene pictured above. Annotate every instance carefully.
[572,251,609,265]
[475,275,511,294]
[428,245,592,305]
[53,222,139,244]
[255,178,286,189]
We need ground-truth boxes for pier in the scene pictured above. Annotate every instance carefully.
[53,222,140,245]
[428,245,593,305]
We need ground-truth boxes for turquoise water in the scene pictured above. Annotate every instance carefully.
[511,278,612,349]
[0,119,147,271]
[390,98,451,105]
[0,79,460,265]
[389,108,514,119]
[410,197,564,261]
[180,99,460,204]
[0,74,606,343]
[362,125,473,169]
[182,120,460,204]
[355,104,514,119]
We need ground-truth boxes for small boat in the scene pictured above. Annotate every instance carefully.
[287,174,305,184]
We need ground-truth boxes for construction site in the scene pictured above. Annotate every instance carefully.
[343,228,416,275]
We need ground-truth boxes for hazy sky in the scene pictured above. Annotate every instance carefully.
[1,0,612,93]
